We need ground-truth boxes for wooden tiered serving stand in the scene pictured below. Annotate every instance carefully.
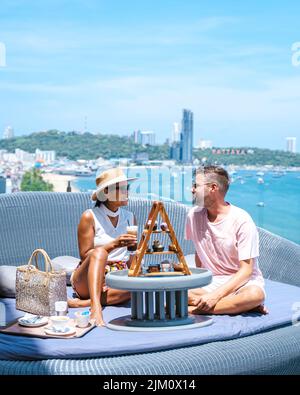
[105,201,213,331]
[129,200,191,277]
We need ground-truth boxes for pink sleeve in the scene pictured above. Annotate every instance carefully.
[237,220,259,261]
[185,214,192,240]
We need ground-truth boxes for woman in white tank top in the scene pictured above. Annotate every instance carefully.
[69,168,138,327]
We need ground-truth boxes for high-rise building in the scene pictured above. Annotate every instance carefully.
[140,131,156,146]
[132,130,156,145]
[170,141,181,162]
[133,130,141,144]
[172,122,181,143]
[180,109,193,163]
[3,126,14,139]
[286,137,297,153]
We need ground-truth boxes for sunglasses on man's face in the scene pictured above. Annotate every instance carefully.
[192,182,212,189]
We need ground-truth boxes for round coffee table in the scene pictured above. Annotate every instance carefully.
[105,268,213,331]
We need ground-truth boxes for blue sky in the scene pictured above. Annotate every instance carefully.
[0,0,300,150]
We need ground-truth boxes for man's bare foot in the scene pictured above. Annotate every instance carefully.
[67,298,91,308]
[249,304,269,315]
[90,302,105,327]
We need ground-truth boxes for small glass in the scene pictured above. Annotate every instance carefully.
[160,260,171,272]
[55,301,68,316]
[126,225,138,253]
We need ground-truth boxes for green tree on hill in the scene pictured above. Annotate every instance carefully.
[0,131,170,161]
[21,169,54,192]
[1,130,300,166]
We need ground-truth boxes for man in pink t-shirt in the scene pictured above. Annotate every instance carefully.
[186,166,267,315]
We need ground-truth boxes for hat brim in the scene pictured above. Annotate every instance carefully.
[91,176,139,201]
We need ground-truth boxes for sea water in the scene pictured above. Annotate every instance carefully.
[74,168,300,245]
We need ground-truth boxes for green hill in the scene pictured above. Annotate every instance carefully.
[0,130,299,166]
[0,130,170,161]
[193,147,300,167]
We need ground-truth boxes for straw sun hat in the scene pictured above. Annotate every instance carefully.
[91,167,138,201]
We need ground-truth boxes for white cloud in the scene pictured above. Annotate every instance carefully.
[2,72,300,124]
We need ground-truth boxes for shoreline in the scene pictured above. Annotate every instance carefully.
[43,165,300,193]
[123,164,300,172]
[41,173,80,193]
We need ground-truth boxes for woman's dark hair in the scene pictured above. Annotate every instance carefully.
[94,199,102,207]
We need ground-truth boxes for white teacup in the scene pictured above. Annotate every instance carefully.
[50,315,69,331]
[75,311,90,328]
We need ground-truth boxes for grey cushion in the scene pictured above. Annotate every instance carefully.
[51,256,80,285]
[0,266,17,298]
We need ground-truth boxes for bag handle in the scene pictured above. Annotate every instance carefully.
[27,249,54,273]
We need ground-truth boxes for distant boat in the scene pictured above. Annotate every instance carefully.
[257,177,264,184]
[57,168,94,177]
[256,171,264,177]
[272,172,285,178]
[75,169,94,177]
[257,202,265,207]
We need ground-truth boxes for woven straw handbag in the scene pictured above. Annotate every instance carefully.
[16,248,67,316]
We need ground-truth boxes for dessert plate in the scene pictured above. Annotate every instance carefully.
[18,314,48,327]
[44,326,76,336]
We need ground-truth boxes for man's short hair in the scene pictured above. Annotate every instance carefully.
[196,165,230,195]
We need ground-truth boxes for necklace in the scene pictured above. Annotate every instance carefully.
[102,203,120,217]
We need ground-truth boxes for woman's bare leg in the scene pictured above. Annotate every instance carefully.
[68,298,91,308]
[102,289,131,305]
[88,249,108,326]
[68,289,131,308]
[68,248,131,324]
[67,247,107,326]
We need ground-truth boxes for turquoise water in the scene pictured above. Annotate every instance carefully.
[74,168,300,245]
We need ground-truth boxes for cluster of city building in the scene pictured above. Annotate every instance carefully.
[0,146,57,194]
[0,109,298,195]
[132,109,212,163]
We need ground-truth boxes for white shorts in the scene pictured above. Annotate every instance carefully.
[201,275,266,298]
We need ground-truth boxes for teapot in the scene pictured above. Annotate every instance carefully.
[152,239,164,252]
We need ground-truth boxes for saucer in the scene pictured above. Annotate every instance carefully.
[44,326,76,336]
[18,314,48,328]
